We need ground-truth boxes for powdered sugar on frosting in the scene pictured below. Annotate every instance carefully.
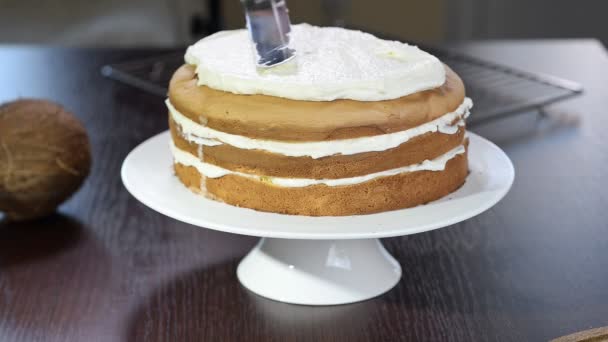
[185,24,446,101]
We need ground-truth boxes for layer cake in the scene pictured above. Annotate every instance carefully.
[167,24,473,216]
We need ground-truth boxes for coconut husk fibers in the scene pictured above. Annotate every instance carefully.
[0,99,91,221]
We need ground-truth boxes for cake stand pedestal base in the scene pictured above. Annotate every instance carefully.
[237,238,402,305]
[123,131,514,306]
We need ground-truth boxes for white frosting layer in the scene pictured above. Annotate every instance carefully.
[168,98,472,159]
[185,24,446,101]
[171,141,465,188]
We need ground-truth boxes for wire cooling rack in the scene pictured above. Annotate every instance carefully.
[101,46,582,126]
[424,46,583,125]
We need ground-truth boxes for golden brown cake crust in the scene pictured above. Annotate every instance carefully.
[170,116,465,179]
[168,64,466,142]
[168,58,470,216]
[173,148,468,216]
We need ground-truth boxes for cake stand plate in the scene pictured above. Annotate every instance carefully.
[122,131,514,305]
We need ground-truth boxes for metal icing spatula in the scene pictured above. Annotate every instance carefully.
[240,0,296,68]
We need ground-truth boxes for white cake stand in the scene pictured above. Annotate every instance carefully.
[122,131,514,306]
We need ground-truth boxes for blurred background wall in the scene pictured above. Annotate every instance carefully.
[221,0,445,42]
[446,0,608,43]
[0,0,606,46]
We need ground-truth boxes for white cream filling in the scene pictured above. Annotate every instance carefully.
[168,97,472,159]
[170,141,466,188]
[185,24,446,101]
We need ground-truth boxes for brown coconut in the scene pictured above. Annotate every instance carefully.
[0,99,91,221]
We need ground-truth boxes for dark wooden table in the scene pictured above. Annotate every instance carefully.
[0,40,607,342]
